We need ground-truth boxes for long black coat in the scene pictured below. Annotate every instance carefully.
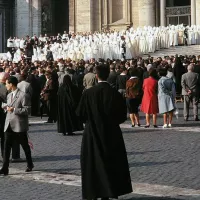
[57,83,83,134]
[76,82,132,199]
[27,74,41,116]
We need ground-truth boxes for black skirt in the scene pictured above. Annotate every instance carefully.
[126,98,140,114]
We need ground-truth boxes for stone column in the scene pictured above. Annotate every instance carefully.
[191,0,196,25]
[76,0,92,32]
[16,0,30,37]
[138,0,155,27]
[103,0,108,29]
[32,0,42,35]
[108,0,112,24]
[126,0,131,23]
[69,0,75,32]
[196,0,200,25]
[160,0,166,26]
[155,0,160,26]
[132,0,139,28]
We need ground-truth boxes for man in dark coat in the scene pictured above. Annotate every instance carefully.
[41,71,58,123]
[72,66,85,94]
[107,64,117,89]
[24,35,34,60]
[27,67,41,116]
[76,64,132,200]
[0,74,7,157]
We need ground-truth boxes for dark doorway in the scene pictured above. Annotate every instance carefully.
[166,0,190,7]
[54,0,69,34]
[0,0,14,52]
[174,0,190,6]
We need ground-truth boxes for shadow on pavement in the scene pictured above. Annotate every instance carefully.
[173,123,200,127]
[35,168,80,174]
[127,150,162,156]
[129,160,181,168]
[123,129,161,134]
[124,197,182,200]
[33,155,80,162]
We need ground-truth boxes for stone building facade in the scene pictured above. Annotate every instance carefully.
[1,0,200,51]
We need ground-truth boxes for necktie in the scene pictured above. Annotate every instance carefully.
[11,93,13,102]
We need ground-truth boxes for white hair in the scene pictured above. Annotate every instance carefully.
[187,64,194,72]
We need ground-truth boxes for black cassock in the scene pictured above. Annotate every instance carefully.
[76,82,132,199]
[57,83,83,134]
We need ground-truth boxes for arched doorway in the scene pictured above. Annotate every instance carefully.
[166,0,191,26]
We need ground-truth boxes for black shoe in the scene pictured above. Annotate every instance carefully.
[67,132,75,136]
[145,125,150,128]
[62,133,67,136]
[0,168,9,176]
[25,165,34,172]
[45,120,53,124]
[153,125,158,128]
[131,124,135,127]
[136,124,141,127]
[194,117,199,121]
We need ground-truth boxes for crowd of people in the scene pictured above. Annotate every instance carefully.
[2,24,200,63]
[0,26,200,199]
[0,54,199,130]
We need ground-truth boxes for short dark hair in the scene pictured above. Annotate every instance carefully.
[7,76,18,86]
[159,68,167,76]
[95,64,110,80]
[129,68,138,77]
[148,68,158,79]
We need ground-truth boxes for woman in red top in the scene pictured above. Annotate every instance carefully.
[140,68,159,128]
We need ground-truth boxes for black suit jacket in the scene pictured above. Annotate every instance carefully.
[38,74,46,90]
[107,71,117,89]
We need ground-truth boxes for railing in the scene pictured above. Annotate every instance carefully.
[166,6,191,16]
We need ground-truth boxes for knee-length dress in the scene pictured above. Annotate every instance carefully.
[158,76,176,114]
[140,77,159,114]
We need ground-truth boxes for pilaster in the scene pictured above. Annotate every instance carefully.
[16,0,30,37]
[191,0,196,25]
[32,0,42,35]
[138,0,155,27]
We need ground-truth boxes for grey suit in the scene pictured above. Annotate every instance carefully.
[181,72,200,118]
[17,81,32,97]
[2,89,33,171]
[4,89,30,133]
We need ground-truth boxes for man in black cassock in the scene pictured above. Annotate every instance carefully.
[24,35,34,61]
[27,67,41,116]
[76,64,132,200]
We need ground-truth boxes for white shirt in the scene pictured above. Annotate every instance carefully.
[11,89,18,100]
[98,80,108,83]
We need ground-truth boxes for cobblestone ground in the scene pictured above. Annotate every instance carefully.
[2,46,200,200]
[0,100,200,200]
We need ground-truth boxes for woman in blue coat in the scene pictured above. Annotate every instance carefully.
[158,68,176,128]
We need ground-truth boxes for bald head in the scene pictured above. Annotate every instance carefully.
[187,64,194,72]
[0,72,9,83]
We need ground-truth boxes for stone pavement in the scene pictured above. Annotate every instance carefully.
[0,100,200,200]
[149,45,200,58]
